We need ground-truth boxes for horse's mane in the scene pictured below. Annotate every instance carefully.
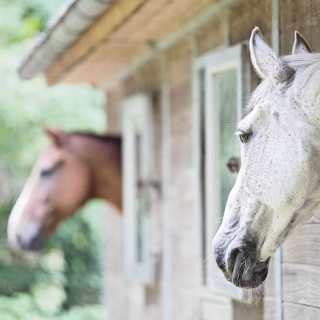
[70,131,122,145]
[282,53,320,68]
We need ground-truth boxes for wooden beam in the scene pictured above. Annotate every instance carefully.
[160,52,173,320]
[101,0,236,89]
[46,0,146,84]
[47,0,235,86]
[271,1,283,319]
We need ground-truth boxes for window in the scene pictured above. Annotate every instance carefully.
[194,44,254,301]
[122,94,156,285]
[215,69,239,222]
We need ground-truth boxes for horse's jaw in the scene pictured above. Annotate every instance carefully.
[260,197,320,260]
[212,185,320,288]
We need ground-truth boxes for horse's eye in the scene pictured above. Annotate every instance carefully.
[40,160,64,178]
[40,168,54,178]
[236,130,252,144]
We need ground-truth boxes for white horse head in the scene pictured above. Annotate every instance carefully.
[213,27,320,288]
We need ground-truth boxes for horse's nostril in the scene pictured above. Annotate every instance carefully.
[215,254,225,272]
[16,231,43,251]
[227,247,242,275]
[213,242,226,272]
[29,232,43,251]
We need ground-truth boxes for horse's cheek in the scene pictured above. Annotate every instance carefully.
[58,165,90,213]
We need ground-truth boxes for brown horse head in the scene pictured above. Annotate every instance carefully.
[8,129,122,251]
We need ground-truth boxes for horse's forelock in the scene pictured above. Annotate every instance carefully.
[245,80,275,115]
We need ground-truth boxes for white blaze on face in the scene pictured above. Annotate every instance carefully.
[7,177,35,249]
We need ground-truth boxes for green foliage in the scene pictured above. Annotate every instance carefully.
[0,0,108,318]
[57,305,107,320]
[0,45,106,181]
[0,0,65,46]
[0,294,106,320]
[48,202,106,307]
[0,201,107,315]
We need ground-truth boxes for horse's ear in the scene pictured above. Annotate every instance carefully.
[45,128,66,147]
[292,31,312,54]
[249,26,294,82]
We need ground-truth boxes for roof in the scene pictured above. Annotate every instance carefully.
[19,0,229,87]
[18,0,113,80]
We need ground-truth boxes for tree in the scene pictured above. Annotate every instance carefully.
[0,1,108,317]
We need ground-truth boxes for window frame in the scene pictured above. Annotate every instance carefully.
[122,93,156,285]
[193,44,254,302]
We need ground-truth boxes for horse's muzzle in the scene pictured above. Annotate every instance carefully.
[16,228,44,252]
[227,246,269,288]
[214,240,269,288]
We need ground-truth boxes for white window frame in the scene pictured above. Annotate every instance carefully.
[193,44,255,302]
[122,93,156,285]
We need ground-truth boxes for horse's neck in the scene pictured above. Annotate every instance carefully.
[76,135,122,211]
[93,139,122,211]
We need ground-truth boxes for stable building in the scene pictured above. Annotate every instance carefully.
[19,0,320,319]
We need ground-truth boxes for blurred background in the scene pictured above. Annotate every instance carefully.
[0,1,107,319]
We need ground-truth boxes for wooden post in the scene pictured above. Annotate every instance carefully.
[161,52,173,320]
[272,1,284,319]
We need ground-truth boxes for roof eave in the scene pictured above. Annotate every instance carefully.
[18,0,114,80]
